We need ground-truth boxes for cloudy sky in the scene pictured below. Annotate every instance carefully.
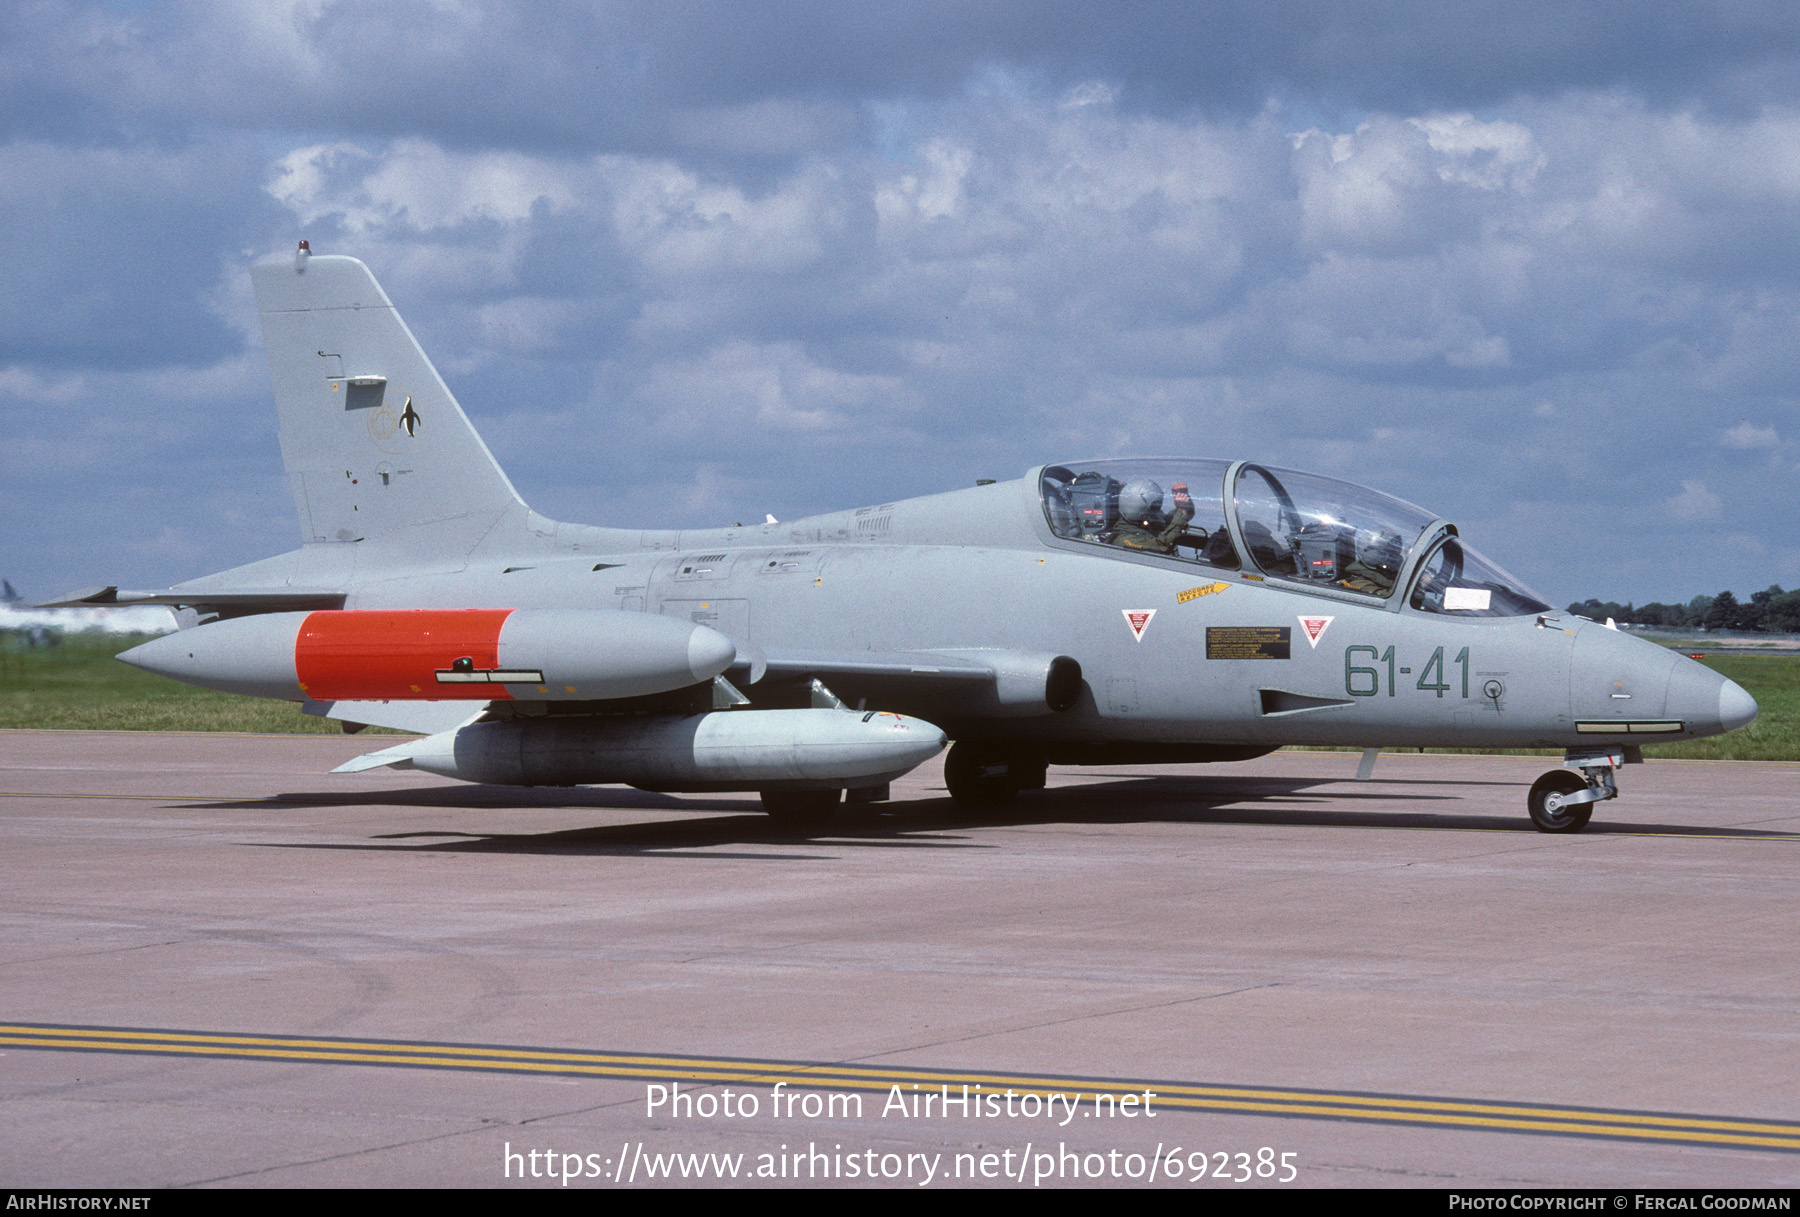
[5,1,1800,608]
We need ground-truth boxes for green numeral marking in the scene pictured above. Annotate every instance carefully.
[1381,645,1395,697]
[1345,646,1380,697]
[1454,647,1469,698]
[1417,646,1449,698]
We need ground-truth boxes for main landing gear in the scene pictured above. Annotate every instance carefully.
[1527,747,1626,833]
[944,741,1047,812]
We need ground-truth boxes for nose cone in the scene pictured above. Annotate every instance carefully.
[1664,654,1760,738]
[1719,678,1759,733]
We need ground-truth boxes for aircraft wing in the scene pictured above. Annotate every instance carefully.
[739,647,1083,718]
[40,585,346,613]
[748,650,997,684]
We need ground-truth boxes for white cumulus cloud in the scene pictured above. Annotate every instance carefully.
[1667,479,1723,522]
[1721,420,1780,449]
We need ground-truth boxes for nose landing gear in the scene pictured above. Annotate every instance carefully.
[1527,746,1625,833]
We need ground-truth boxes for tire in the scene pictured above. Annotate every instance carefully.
[760,788,841,825]
[1528,770,1594,834]
[944,741,1021,811]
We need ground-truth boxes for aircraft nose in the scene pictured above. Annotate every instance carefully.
[1664,655,1759,738]
[1719,678,1758,733]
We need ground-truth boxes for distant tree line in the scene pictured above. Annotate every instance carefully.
[1567,587,1800,632]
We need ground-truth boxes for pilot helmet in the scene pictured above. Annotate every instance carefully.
[1117,478,1165,523]
[1357,526,1404,575]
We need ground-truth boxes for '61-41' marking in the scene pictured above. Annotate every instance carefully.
[1345,646,1470,699]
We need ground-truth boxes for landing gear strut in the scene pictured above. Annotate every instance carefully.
[1527,747,1623,833]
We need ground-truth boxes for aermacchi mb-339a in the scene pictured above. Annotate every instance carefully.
[52,246,1759,832]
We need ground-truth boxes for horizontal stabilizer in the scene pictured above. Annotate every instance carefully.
[40,585,345,613]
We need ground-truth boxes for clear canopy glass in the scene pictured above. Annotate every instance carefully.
[1041,460,1238,568]
[1409,536,1552,617]
[1039,458,1551,617]
[1232,464,1437,598]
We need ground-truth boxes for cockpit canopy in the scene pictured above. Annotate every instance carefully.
[1040,459,1550,617]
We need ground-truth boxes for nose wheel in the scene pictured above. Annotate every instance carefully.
[1527,747,1623,833]
[1528,770,1593,833]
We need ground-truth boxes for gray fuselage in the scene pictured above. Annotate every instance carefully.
[187,469,1747,752]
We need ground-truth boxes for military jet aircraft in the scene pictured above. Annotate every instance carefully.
[50,246,1758,832]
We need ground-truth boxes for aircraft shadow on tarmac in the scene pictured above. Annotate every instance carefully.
[192,773,1800,857]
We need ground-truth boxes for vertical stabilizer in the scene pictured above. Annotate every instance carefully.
[253,252,525,545]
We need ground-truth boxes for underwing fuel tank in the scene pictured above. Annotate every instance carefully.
[338,708,948,791]
[118,609,736,702]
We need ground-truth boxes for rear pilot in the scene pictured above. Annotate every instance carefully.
[1111,479,1194,554]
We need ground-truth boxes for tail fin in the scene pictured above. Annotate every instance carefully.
[252,249,525,544]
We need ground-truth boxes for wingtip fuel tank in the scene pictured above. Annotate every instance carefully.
[119,609,736,703]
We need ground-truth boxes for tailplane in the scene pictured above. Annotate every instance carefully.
[252,246,525,545]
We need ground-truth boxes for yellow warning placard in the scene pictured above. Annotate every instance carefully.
[1177,582,1231,604]
[1206,626,1291,659]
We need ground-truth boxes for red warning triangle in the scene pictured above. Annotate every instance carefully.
[1298,615,1334,648]
[1123,609,1155,641]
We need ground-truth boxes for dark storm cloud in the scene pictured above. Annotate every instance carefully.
[7,1,1800,155]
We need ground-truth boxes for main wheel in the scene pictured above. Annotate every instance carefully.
[944,741,1021,811]
[1527,770,1594,834]
[760,788,840,825]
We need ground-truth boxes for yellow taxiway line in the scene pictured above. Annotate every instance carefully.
[3,1022,1796,1152]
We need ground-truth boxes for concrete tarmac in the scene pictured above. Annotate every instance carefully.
[1,729,1797,1189]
